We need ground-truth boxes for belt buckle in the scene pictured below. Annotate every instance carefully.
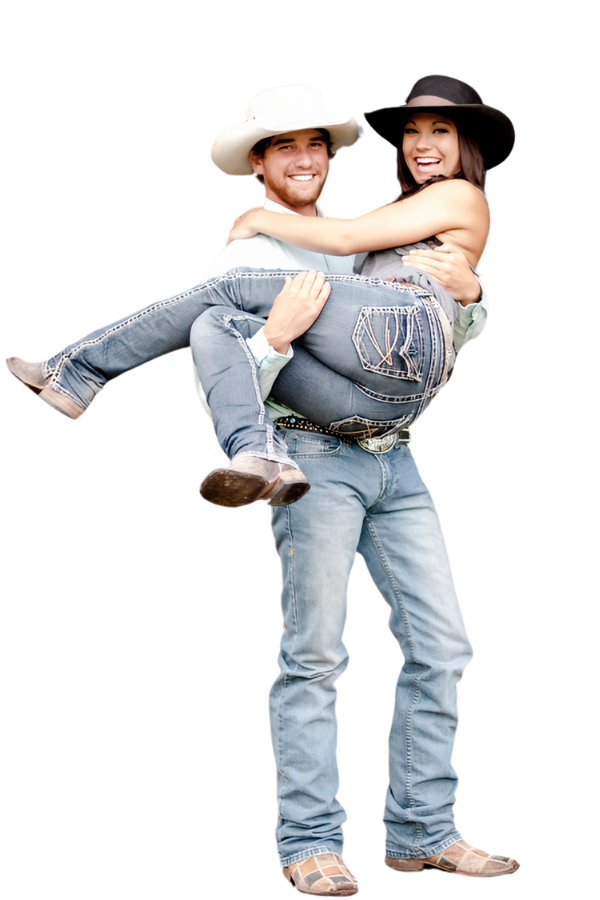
[356,427,410,454]
[357,434,398,454]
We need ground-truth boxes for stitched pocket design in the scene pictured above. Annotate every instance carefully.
[352,306,423,381]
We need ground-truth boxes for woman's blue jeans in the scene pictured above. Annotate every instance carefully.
[191,271,451,460]
[43,269,450,453]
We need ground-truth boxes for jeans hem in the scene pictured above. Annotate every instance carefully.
[48,377,89,410]
[385,830,462,860]
[280,845,337,867]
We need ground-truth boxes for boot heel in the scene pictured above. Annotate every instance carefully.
[383,856,426,874]
[264,470,310,507]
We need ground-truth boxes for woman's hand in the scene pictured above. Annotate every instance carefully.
[227,208,264,245]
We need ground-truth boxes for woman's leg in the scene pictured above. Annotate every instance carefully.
[40,275,285,412]
[40,284,209,410]
[10,269,445,426]
[195,269,453,430]
[191,308,299,465]
[192,271,447,461]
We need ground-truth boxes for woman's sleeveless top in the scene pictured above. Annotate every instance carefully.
[356,175,488,327]
[355,237,459,331]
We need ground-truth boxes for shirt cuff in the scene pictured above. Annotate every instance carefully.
[247,326,294,400]
[453,288,489,353]
[247,327,293,364]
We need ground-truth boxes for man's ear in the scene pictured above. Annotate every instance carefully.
[249,151,264,176]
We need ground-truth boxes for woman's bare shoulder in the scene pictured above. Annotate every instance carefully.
[393,176,488,224]
[403,178,489,208]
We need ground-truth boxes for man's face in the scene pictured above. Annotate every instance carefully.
[249,129,329,215]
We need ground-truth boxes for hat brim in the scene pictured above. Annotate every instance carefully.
[211,117,360,175]
[364,104,515,170]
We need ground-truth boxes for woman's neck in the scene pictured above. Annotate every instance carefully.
[399,173,463,201]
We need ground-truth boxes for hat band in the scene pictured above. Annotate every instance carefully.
[406,95,456,107]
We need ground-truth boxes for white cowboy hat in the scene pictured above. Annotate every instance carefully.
[211,85,360,175]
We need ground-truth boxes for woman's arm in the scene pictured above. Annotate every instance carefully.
[230,179,489,264]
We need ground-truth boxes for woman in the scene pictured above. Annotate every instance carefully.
[192,74,513,505]
[7,76,514,506]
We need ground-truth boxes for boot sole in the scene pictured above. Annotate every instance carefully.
[284,869,358,895]
[39,386,85,419]
[200,469,310,508]
[385,856,519,877]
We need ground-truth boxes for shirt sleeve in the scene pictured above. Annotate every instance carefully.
[453,286,489,353]
[247,327,294,399]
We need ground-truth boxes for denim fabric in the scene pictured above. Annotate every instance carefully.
[39,266,471,866]
[190,271,448,456]
[42,271,448,431]
[270,429,472,865]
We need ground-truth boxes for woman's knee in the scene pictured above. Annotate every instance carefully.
[190,306,227,342]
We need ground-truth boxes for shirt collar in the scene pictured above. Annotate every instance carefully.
[263,198,323,218]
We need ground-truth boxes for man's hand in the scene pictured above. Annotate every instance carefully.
[405,243,481,306]
[263,271,331,354]
[227,208,263,245]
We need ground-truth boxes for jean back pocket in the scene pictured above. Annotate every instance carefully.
[352,305,424,382]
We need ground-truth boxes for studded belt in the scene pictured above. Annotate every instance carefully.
[275,416,410,454]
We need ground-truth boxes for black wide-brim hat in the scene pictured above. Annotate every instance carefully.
[365,75,514,170]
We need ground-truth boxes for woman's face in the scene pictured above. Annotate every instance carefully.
[402,113,461,184]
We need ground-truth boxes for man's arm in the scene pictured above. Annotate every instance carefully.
[261,272,330,354]
[246,272,331,399]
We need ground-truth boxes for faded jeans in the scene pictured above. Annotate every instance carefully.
[190,270,451,460]
[42,270,450,446]
[269,427,472,865]
[186,274,471,863]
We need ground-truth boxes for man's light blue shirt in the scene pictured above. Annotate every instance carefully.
[199,198,487,419]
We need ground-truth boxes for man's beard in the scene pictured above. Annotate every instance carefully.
[264,171,325,210]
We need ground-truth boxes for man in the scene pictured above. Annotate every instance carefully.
[195,86,518,892]
[7,85,517,893]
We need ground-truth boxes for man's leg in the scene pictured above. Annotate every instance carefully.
[269,431,368,867]
[358,447,518,877]
[355,443,473,859]
[357,449,519,877]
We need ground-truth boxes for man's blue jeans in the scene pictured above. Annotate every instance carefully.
[269,427,472,866]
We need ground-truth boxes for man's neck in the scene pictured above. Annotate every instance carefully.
[264,188,318,217]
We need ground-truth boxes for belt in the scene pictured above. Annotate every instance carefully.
[275,416,410,454]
